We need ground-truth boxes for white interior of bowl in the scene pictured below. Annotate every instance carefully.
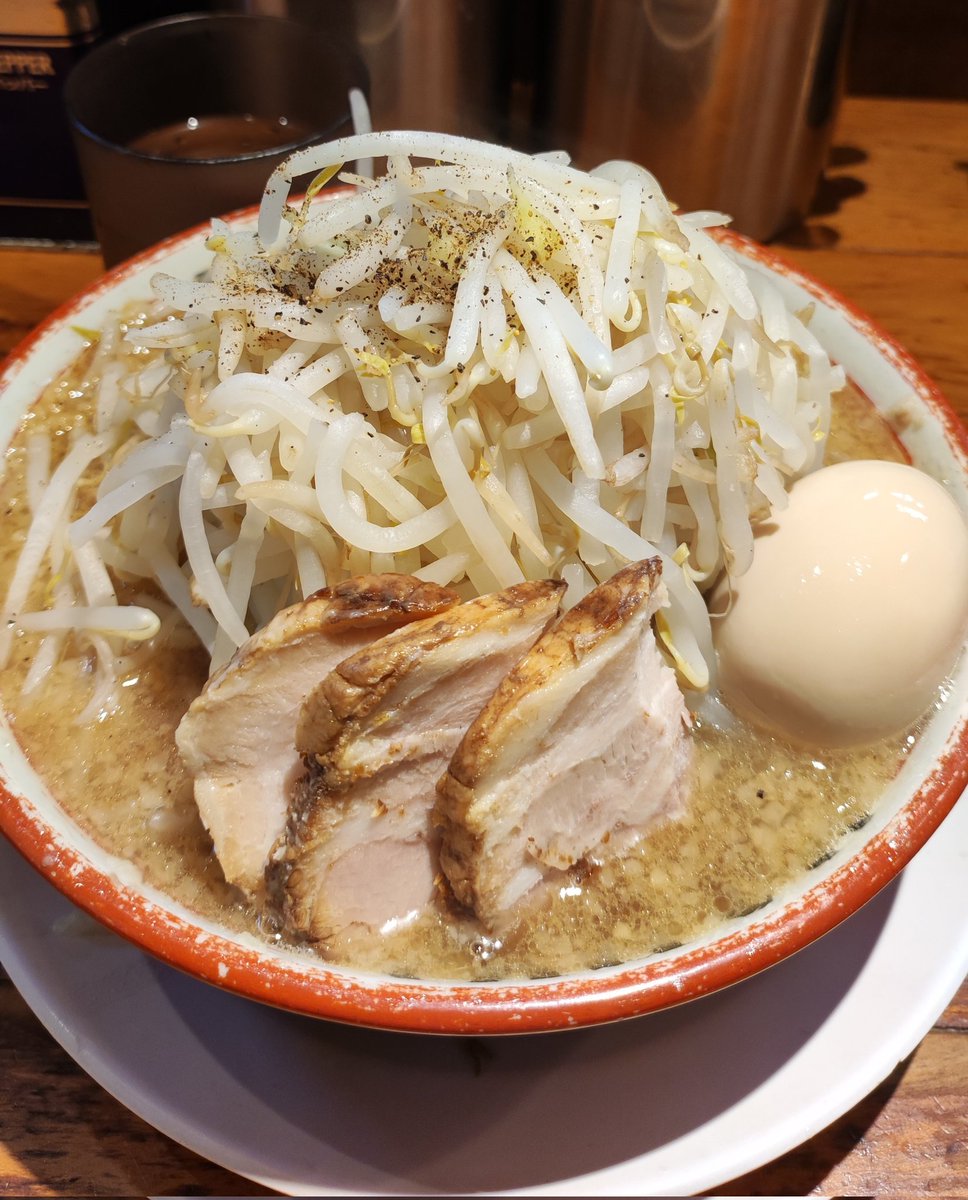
[1,219,965,1015]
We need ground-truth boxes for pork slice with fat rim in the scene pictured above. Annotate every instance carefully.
[174,574,459,899]
[435,558,692,931]
[273,578,565,944]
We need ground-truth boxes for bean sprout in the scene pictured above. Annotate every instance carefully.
[2,131,844,693]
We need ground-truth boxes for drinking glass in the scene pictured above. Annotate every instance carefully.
[64,12,368,265]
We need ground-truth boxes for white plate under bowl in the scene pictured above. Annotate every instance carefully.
[2,790,967,1195]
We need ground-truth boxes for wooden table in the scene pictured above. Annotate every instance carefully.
[1,95,966,1196]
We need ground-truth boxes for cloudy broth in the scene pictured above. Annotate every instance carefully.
[0,351,915,981]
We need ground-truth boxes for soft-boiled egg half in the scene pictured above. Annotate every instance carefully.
[713,460,968,748]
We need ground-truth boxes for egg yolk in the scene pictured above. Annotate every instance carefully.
[712,460,968,748]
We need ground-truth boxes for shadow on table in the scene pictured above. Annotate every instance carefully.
[152,878,899,1195]
[713,1052,909,1196]
[779,143,869,249]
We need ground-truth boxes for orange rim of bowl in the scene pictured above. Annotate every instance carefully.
[1,217,967,1035]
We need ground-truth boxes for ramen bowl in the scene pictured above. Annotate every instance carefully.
[0,215,966,1035]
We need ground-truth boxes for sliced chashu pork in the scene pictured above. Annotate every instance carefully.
[175,574,459,899]
[435,558,692,930]
[274,579,565,943]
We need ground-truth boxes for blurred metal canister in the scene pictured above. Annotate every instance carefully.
[538,0,853,240]
[345,0,852,242]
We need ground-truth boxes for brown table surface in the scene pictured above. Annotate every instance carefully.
[1,94,967,1197]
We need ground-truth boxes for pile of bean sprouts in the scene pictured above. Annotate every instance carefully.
[1,130,842,711]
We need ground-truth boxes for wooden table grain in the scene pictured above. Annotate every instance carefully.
[1,95,966,1197]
